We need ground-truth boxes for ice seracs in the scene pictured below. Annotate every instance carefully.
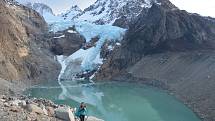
[56,22,126,80]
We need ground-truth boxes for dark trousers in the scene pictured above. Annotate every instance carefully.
[80,115,85,121]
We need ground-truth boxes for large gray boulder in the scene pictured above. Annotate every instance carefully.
[55,107,75,121]
[26,104,46,115]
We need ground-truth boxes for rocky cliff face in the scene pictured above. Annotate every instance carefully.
[96,3,215,121]
[50,27,86,56]
[0,0,60,82]
[97,4,215,79]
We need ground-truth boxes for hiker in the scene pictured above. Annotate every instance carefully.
[75,102,87,121]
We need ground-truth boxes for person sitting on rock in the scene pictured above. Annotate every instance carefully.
[75,102,87,121]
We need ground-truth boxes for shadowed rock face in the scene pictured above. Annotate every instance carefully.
[97,4,215,79]
[0,0,60,82]
[96,3,215,121]
[126,4,215,54]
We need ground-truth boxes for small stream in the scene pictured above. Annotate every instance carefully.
[25,80,201,121]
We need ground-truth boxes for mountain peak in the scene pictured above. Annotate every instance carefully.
[60,5,82,20]
[70,0,176,26]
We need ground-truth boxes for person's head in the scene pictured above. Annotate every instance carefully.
[80,102,86,108]
[80,102,84,107]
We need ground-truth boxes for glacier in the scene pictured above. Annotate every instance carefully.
[55,21,126,80]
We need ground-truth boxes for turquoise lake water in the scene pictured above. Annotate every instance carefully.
[26,81,201,121]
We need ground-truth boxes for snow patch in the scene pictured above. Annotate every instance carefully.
[53,35,65,38]
[108,45,114,51]
[67,30,77,34]
[116,42,121,46]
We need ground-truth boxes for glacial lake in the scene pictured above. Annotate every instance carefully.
[25,80,201,121]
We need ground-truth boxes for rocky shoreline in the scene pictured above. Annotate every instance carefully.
[0,78,103,121]
[0,94,103,121]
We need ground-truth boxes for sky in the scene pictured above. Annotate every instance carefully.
[17,0,97,14]
[17,0,215,17]
[169,0,215,17]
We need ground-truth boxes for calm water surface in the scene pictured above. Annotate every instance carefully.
[25,81,201,121]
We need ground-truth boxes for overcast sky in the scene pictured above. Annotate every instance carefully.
[169,0,215,17]
[17,0,97,14]
[17,0,215,17]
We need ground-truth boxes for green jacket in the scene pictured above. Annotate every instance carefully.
[75,107,87,117]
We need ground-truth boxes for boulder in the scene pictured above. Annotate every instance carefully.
[0,99,6,103]
[26,104,45,115]
[8,100,21,106]
[4,102,10,107]
[19,100,27,107]
[38,102,48,115]
[55,107,75,121]
[9,100,26,107]
[46,106,55,117]
[0,95,6,100]
[9,106,20,112]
